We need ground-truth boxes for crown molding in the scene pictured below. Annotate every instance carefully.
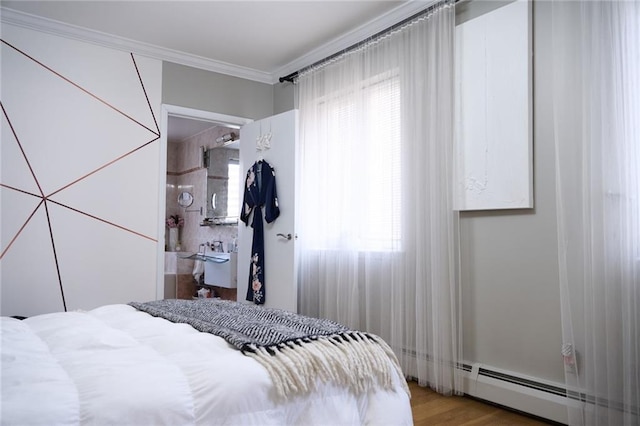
[1,2,435,86]
[0,7,273,84]
[273,1,436,82]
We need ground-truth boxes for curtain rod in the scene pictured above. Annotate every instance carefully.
[278,0,457,84]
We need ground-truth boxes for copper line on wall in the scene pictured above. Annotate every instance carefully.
[47,135,160,198]
[1,40,162,311]
[0,122,159,254]
[0,183,41,199]
[130,53,160,135]
[47,199,157,242]
[1,97,65,308]
[0,199,44,260]
[1,102,45,197]
[1,40,159,137]
[42,200,67,311]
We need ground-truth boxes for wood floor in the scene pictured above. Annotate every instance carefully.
[409,381,554,425]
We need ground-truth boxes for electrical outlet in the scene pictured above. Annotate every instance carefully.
[562,343,578,375]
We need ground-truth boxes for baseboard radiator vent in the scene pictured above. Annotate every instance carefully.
[463,363,569,424]
[403,355,569,424]
[476,366,566,397]
[404,350,638,424]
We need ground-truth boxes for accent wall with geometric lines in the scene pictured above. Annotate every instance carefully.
[1,23,163,317]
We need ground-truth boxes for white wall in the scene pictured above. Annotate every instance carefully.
[1,24,162,316]
[0,18,281,317]
[458,0,564,384]
[162,62,274,120]
[274,82,295,115]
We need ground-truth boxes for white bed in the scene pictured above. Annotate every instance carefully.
[1,303,412,425]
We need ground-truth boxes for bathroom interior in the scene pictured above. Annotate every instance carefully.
[164,115,241,301]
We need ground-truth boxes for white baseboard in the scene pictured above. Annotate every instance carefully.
[462,363,569,424]
[406,353,637,425]
[403,354,569,424]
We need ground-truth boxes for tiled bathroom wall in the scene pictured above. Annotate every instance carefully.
[166,125,240,254]
[165,125,241,299]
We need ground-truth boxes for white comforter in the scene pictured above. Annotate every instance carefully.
[1,304,412,425]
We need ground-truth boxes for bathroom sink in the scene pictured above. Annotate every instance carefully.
[179,252,229,263]
[204,252,238,288]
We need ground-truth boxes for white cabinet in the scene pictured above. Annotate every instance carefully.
[204,253,238,288]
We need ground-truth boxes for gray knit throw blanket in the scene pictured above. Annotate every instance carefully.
[129,299,408,399]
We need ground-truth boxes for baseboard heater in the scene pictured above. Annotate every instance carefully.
[406,352,638,425]
[404,355,570,424]
[461,362,569,424]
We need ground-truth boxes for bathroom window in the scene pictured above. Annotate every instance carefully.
[227,159,240,218]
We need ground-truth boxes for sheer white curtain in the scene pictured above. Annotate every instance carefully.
[296,1,461,395]
[552,1,640,425]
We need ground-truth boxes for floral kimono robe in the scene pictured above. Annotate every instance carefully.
[240,160,280,304]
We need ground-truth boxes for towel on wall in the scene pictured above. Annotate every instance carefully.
[192,259,204,284]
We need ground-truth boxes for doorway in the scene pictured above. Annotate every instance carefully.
[156,105,252,300]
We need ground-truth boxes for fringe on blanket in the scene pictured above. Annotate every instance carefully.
[129,299,410,400]
[242,331,410,400]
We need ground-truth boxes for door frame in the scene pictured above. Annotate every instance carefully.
[156,104,252,300]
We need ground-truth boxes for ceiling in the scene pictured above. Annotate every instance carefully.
[0,1,430,83]
[0,0,432,142]
[166,116,220,144]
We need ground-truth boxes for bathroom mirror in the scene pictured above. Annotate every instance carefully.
[205,146,240,224]
[178,191,194,208]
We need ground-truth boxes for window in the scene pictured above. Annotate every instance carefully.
[361,77,401,250]
[304,72,401,252]
[227,159,240,218]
